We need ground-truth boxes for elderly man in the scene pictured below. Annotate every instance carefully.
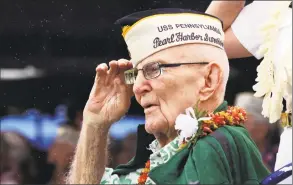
[206,1,292,184]
[66,9,269,184]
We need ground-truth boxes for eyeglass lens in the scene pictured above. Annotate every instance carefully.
[124,62,162,84]
[143,62,161,80]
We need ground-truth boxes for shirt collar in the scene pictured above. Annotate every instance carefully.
[112,101,228,175]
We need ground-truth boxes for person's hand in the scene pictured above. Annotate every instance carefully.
[83,59,133,127]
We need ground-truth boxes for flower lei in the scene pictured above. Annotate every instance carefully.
[176,105,247,149]
[252,1,292,123]
[138,160,150,185]
[199,106,247,134]
[137,105,247,184]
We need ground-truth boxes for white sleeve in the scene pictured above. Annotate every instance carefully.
[231,1,279,59]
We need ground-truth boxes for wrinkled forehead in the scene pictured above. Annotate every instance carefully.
[136,48,175,69]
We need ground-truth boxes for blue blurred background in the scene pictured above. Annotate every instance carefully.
[1,106,145,150]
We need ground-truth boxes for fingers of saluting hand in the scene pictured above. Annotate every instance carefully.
[116,59,134,96]
[89,63,108,97]
[92,59,132,89]
[108,59,133,84]
[117,59,131,70]
[108,60,119,80]
[108,60,121,85]
[118,59,130,70]
[95,63,108,85]
[89,59,133,100]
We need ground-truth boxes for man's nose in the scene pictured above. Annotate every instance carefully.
[133,71,152,95]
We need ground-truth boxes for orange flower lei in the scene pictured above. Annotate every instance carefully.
[138,160,150,185]
[199,106,247,137]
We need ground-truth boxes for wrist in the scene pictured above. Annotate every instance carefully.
[82,118,112,131]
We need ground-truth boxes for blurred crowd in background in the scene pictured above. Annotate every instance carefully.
[0,92,282,184]
[0,100,142,184]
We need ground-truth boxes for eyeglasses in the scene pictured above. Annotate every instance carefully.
[124,61,209,85]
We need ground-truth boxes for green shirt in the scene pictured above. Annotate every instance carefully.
[101,102,270,184]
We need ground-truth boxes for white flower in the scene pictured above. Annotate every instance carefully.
[253,1,292,123]
[175,107,211,145]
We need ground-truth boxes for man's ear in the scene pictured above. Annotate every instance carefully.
[199,63,223,101]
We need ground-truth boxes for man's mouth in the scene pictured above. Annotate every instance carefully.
[143,104,158,113]
[143,103,157,109]
[145,104,153,109]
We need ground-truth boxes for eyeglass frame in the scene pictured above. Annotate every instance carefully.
[124,61,209,85]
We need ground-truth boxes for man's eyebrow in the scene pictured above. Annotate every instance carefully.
[137,59,168,68]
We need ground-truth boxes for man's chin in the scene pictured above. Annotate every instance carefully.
[144,116,165,135]
[144,121,155,134]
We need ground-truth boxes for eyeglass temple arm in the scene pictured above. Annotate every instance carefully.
[159,62,209,68]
